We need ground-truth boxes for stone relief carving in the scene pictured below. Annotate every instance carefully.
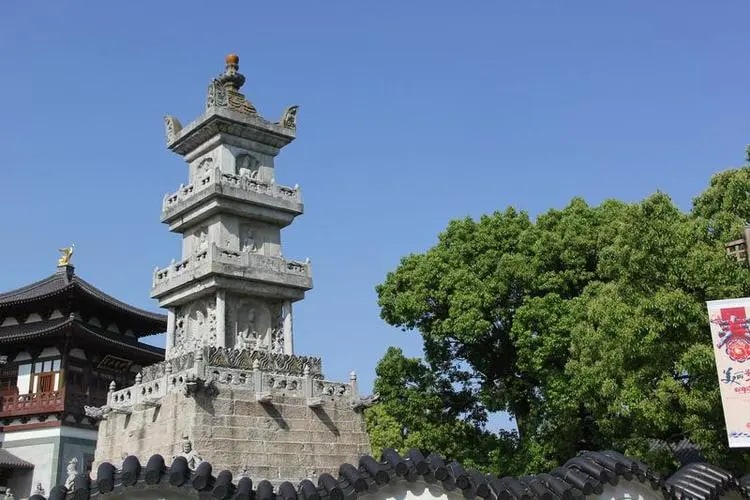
[270,303,286,354]
[195,227,208,252]
[280,105,299,130]
[173,310,187,355]
[231,298,270,350]
[207,346,322,377]
[206,81,257,115]
[236,307,258,350]
[198,157,213,174]
[164,115,183,144]
[171,298,217,356]
[235,153,260,179]
[240,225,259,253]
[65,457,78,490]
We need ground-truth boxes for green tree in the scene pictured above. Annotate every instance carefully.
[369,167,750,475]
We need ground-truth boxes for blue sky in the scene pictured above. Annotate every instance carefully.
[1,2,749,429]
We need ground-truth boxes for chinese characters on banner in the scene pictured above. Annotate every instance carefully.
[706,298,750,448]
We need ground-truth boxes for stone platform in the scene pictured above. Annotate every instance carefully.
[91,348,372,483]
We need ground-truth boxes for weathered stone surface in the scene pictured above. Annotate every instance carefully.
[94,384,371,483]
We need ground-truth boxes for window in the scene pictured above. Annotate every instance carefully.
[0,366,18,395]
[31,358,62,393]
[16,363,31,395]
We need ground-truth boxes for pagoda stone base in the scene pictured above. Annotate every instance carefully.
[91,349,372,483]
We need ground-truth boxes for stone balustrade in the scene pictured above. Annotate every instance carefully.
[151,244,312,295]
[108,374,171,412]
[161,167,302,220]
[106,351,356,413]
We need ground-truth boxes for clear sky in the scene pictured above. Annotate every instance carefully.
[1,2,749,427]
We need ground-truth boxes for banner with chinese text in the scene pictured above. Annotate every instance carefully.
[707,298,750,448]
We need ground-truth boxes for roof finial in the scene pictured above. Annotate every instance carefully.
[217,53,245,91]
[57,245,74,267]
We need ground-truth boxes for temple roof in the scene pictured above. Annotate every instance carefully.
[0,266,166,336]
[0,448,34,469]
[42,447,750,500]
[0,316,163,361]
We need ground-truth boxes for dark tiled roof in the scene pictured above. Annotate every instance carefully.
[664,462,746,500]
[0,448,34,469]
[0,317,70,341]
[0,267,166,334]
[0,317,164,359]
[43,449,665,500]
[0,273,64,303]
[671,438,706,467]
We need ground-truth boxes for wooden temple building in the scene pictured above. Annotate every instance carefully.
[0,252,165,498]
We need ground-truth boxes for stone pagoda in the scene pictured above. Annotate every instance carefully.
[91,55,372,482]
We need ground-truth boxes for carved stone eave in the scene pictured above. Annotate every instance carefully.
[151,258,312,307]
[160,181,304,231]
[168,107,296,156]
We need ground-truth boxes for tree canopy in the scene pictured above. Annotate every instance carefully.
[369,166,750,475]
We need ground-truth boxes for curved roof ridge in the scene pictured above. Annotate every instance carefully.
[73,275,166,324]
[75,321,165,357]
[0,270,166,335]
[0,272,68,304]
[0,316,73,341]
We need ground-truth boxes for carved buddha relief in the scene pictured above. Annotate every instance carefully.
[173,298,217,354]
[235,153,259,179]
[195,226,209,252]
[270,302,286,354]
[191,157,214,184]
[240,224,260,253]
[198,157,213,173]
[230,297,271,350]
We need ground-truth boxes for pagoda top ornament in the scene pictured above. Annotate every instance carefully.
[206,53,257,115]
[163,54,299,153]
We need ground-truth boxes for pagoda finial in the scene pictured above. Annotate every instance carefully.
[206,54,257,114]
[216,53,246,91]
[57,245,75,267]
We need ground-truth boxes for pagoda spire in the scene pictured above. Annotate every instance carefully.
[153,54,311,359]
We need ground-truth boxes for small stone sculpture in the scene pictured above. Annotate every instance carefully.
[175,437,203,470]
[280,105,299,130]
[164,115,183,144]
[64,457,78,490]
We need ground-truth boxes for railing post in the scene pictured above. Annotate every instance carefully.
[107,380,116,406]
[252,359,262,396]
[303,364,313,399]
[349,371,359,401]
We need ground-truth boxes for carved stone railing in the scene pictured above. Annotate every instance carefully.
[140,351,196,383]
[109,371,177,412]
[0,390,65,417]
[140,348,322,384]
[161,166,302,219]
[151,244,312,295]
[106,348,356,413]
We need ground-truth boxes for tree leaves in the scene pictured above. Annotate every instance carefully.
[370,167,750,475]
